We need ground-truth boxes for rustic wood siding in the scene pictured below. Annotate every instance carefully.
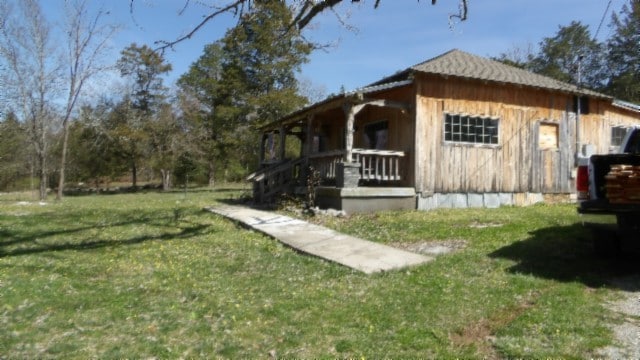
[414,73,595,195]
[299,74,640,196]
[581,100,640,153]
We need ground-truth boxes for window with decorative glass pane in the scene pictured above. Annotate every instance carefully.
[444,114,499,145]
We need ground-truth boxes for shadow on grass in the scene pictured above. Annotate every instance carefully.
[0,211,211,258]
[63,186,250,197]
[489,223,640,290]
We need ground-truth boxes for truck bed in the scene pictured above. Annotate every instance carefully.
[589,154,640,200]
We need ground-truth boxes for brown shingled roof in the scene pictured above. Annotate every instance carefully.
[396,49,609,99]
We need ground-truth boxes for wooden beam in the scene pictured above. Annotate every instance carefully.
[344,104,356,162]
[279,126,286,161]
[304,115,314,158]
[259,133,267,164]
[359,98,411,111]
[342,103,366,162]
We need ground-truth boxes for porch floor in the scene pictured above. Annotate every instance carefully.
[206,205,431,274]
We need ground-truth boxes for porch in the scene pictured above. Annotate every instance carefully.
[246,80,417,212]
[247,148,414,208]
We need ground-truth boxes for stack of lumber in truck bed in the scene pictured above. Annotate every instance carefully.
[605,164,640,204]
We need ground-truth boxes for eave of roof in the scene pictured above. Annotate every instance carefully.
[259,79,414,131]
[613,99,640,113]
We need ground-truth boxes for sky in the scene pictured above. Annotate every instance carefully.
[39,0,625,98]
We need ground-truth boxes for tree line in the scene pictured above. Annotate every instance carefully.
[494,0,640,104]
[1,0,639,199]
[0,1,310,199]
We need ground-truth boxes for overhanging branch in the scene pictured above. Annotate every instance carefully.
[146,0,469,52]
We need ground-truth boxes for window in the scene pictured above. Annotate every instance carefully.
[363,121,388,150]
[444,114,499,145]
[573,96,590,115]
[611,126,628,148]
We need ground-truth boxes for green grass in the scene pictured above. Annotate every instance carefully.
[0,190,630,358]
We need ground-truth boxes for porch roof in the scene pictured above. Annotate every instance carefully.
[259,79,413,132]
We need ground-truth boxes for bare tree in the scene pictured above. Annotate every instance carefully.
[129,0,469,51]
[56,0,119,200]
[0,0,61,201]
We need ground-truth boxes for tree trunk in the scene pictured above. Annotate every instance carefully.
[38,152,47,201]
[208,160,215,188]
[56,121,70,200]
[161,169,171,191]
[131,160,137,190]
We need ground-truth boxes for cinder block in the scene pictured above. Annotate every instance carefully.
[483,193,501,208]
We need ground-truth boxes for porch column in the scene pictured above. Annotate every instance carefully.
[345,105,355,162]
[279,125,286,161]
[343,103,365,162]
[338,102,365,188]
[304,115,314,159]
[259,133,267,165]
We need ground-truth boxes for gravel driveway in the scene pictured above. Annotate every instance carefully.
[598,275,640,358]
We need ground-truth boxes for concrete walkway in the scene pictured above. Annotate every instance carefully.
[206,205,432,274]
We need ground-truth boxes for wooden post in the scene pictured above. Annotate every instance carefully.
[259,133,266,165]
[343,102,365,163]
[305,116,314,158]
[344,104,355,162]
[279,126,286,161]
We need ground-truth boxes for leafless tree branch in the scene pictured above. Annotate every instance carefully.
[153,0,248,53]
[146,0,468,52]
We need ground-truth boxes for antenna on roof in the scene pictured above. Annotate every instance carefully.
[594,0,613,41]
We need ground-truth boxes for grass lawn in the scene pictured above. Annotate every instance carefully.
[0,188,632,358]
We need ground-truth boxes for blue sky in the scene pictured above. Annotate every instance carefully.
[43,0,624,97]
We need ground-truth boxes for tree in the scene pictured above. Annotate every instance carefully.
[117,43,172,113]
[0,111,30,190]
[0,0,60,200]
[147,103,183,191]
[116,44,172,188]
[104,97,149,189]
[132,0,468,51]
[66,103,127,189]
[530,21,605,90]
[56,0,119,200]
[178,1,311,185]
[492,44,537,70]
[494,22,606,92]
[606,0,640,103]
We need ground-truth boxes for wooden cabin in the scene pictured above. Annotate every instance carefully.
[248,49,640,213]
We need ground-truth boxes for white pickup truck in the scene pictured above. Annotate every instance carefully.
[577,126,640,254]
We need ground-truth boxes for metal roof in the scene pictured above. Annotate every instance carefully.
[259,79,414,131]
[613,99,640,113]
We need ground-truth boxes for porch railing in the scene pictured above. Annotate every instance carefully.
[309,150,345,181]
[353,149,405,182]
[309,148,406,183]
[247,158,304,202]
